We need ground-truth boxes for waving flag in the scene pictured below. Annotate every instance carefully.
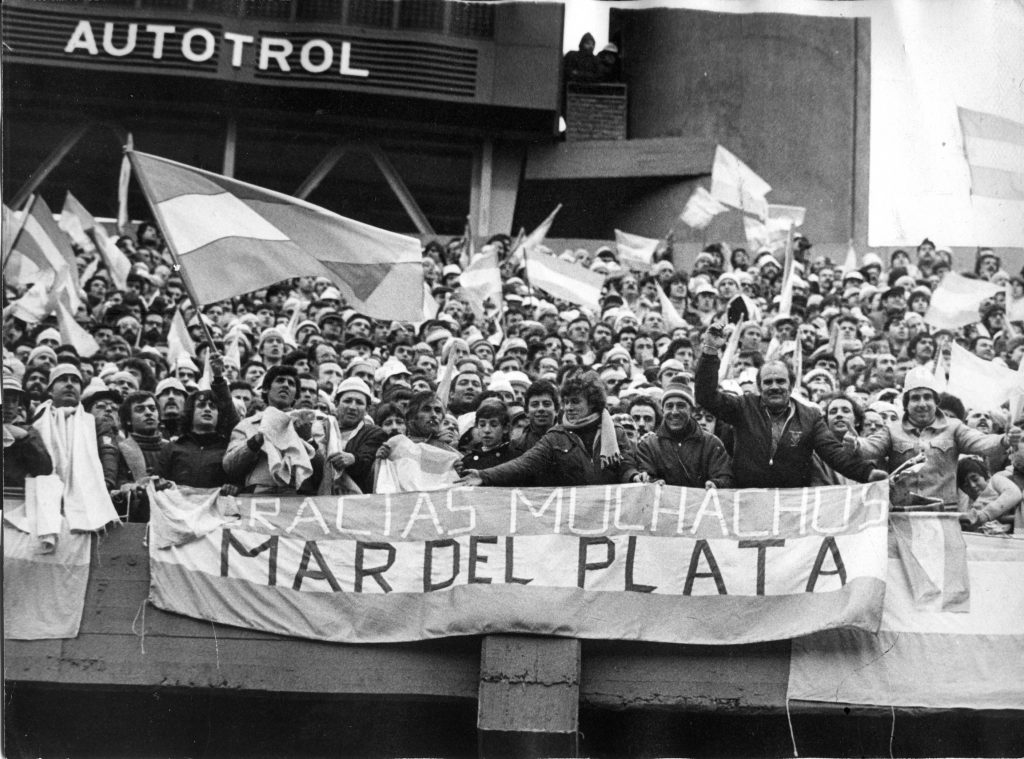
[10,195,77,273]
[60,193,132,290]
[710,145,771,221]
[459,249,502,320]
[923,271,1001,329]
[946,342,1023,411]
[509,204,562,267]
[166,309,197,369]
[614,229,660,270]
[524,250,604,312]
[679,186,728,230]
[128,151,423,320]
[55,289,99,358]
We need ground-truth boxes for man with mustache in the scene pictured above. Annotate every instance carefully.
[696,324,886,488]
[155,377,188,439]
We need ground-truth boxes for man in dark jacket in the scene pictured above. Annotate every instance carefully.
[637,381,733,488]
[157,356,240,491]
[696,325,886,489]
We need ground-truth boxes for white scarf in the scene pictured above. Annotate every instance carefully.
[6,403,119,544]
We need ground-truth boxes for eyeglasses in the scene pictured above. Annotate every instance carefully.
[91,401,118,412]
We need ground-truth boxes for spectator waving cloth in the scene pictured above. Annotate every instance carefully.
[14,401,119,535]
[258,407,314,491]
[375,435,460,493]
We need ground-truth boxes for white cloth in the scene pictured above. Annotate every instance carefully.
[374,435,460,494]
[10,402,118,536]
[258,407,314,489]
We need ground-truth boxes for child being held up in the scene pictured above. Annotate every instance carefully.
[461,399,515,471]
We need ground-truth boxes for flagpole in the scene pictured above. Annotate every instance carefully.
[515,227,537,308]
[126,148,219,352]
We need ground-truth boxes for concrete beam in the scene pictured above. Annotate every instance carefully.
[525,137,711,181]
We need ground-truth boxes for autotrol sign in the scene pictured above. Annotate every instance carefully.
[2,3,483,99]
[63,20,371,78]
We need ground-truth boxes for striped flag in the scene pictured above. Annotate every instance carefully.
[459,249,502,321]
[3,516,92,640]
[655,279,688,332]
[710,146,771,221]
[60,192,132,290]
[524,250,604,312]
[128,151,424,320]
[55,288,100,358]
[946,342,1023,412]
[958,107,1024,201]
[923,271,1002,329]
[9,195,77,275]
[789,524,1024,710]
[166,308,197,369]
[679,186,729,230]
[510,204,562,268]
[614,229,660,271]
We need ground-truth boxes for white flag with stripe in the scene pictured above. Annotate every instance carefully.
[679,186,729,230]
[60,192,132,290]
[923,271,1002,329]
[710,145,771,221]
[614,229,660,270]
[524,250,604,312]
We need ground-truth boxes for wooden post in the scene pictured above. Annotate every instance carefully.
[477,635,580,758]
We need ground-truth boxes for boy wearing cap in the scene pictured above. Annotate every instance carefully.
[636,381,733,488]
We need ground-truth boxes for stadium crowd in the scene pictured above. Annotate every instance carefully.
[3,224,1024,535]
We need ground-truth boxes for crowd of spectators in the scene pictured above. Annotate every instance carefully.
[3,220,1024,535]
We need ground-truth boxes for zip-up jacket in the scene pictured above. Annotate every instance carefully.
[636,418,734,488]
[479,422,639,488]
[696,352,874,488]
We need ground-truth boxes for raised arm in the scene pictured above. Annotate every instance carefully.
[694,352,743,425]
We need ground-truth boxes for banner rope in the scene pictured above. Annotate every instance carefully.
[785,697,798,757]
[130,599,147,655]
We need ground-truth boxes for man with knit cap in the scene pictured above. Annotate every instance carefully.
[257,326,287,368]
[326,376,386,494]
[697,324,886,489]
[13,364,120,534]
[636,380,733,488]
[853,366,1021,510]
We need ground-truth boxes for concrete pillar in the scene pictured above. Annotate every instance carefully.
[477,635,580,758]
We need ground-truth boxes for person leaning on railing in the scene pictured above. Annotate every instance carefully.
[849,366,1021,510]
[460,370,645,488]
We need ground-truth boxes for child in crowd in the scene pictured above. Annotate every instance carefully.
[373,402,407,439]
[461,399,514,471]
